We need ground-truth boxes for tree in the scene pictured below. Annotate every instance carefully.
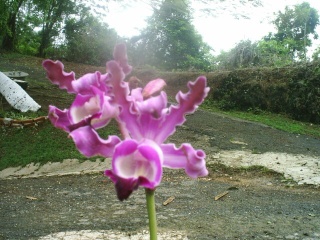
[268,2,319,61]
[31,0,77,57]
[215,40,259,70]
[0,0,26,51]
[64,6,119,65]
[136,0,212,71]
[256,39,292,67]
[312,45,320,61]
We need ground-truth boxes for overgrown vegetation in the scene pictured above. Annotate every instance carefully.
[202,63,320,124]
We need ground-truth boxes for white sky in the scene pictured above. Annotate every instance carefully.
[104,0,320,55]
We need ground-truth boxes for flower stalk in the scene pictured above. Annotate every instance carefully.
[145,188,157,240]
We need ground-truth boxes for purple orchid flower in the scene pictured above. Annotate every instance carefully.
[104,45,209,200]
[43,44,209,201]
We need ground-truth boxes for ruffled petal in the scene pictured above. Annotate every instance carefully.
[112,139,163,186]
[42,60,76,93]
[142,78,166,99]
[105,139,163,200]
[69,87,117,129]
[130,88,143,102]
[107,60,143,139]
[48,105,71,132]
[115,77,209,144]
[161,143,208,178]
[69,126,121,157]
[154,76,209,143]
[72,72,109,95]
[133,91,168,118]
[69,94,100,124]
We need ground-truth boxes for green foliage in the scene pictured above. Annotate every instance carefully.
[16,15,41,55]
[208,62,320,124]
[215,2,320,69]
[0,0,27,51]
[287,66,320,123]
[31,0,77,57]
[256,39,293,67]
[215,40,260,69]
[64,8,119,65]
[135,0,213,71]
[312,46,320,61]
[0,121,83,170]
[267,2,319,61]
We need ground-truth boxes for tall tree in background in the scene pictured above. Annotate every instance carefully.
[30,0,76,57]
[267,2,319,61]
[137,0,212,70]
[0,0,26,51]
[64,5,119,65]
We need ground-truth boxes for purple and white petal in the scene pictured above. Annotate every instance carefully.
[142,78,166,99]
[48,105,71,132]
[69,126,121,157]
[111,139,163,188]
[154,76,209,143]
[43,60,76,93]
[72,72,109,95]
[161,143,208,178]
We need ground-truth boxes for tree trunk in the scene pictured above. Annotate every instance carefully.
[1,14,17,51]
[1,0,25,51]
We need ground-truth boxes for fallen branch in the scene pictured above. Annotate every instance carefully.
[0,116,48,128]
[214,191,229,201]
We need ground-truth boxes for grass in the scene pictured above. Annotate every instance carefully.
[0,117,120,171]
[0,121,84,169]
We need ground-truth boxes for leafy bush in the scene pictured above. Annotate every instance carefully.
[287,66,320,122]
[208,63,320,124]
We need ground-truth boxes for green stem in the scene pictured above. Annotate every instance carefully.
[145,188,157,240]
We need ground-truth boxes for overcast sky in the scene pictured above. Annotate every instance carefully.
[104,0,320,55]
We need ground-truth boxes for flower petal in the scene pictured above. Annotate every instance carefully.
[104,172,142,201]
[69,87,118,129]
[142,78,166,99]
[105,139,163,200]
[69,126,121,157]
[107,60,143,139]
[161,143,208,178]
[72,72,109,95]
[112,139,163,186]
[48,105,71,132]
[154,76,209,143]
[133,91,168,119]
[42,60,76,93]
